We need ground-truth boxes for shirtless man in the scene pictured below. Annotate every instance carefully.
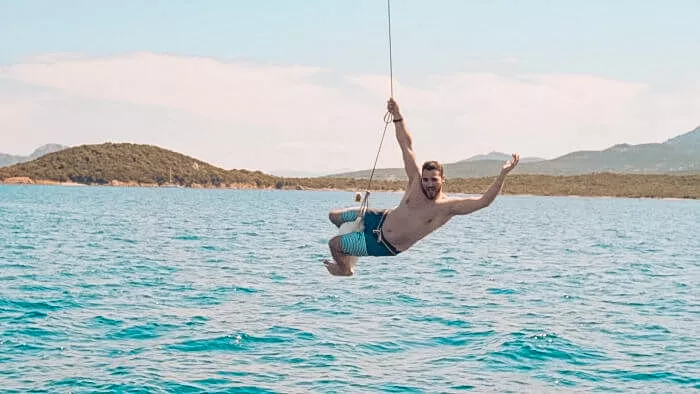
[323,98,520,276]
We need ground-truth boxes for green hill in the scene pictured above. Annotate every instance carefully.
[0,143,278,187]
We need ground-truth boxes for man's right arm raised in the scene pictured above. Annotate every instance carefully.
[388,98,420,182]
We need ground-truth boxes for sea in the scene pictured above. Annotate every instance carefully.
[1,185,698,393]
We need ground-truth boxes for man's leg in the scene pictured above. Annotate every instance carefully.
[328,208,362,228]
[323,235,358,276]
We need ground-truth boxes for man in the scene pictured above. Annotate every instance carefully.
[323,98,520,276]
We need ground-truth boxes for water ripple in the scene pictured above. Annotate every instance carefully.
[0,187,698,392]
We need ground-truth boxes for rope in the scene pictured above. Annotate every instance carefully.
[387,0,394,98]
[360,0,395,215]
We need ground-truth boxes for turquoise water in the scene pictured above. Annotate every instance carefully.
[1,185,698,392]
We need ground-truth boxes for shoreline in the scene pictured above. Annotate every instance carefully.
[0,176,365,192]
[1,176,697,200]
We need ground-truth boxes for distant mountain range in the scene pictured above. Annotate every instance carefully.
[457,152,546,163]
[3,126,698,180]
[0,144,69,167]
[329,126,700,179]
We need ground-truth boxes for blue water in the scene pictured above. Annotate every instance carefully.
[1,185,698,392]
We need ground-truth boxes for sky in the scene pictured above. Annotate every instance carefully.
[1,0,699,175]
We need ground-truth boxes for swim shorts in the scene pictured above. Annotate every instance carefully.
[339,208,400,257]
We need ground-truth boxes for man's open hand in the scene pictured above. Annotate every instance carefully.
[501,153,520,174]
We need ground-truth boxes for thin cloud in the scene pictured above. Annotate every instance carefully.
[1,52,698,173]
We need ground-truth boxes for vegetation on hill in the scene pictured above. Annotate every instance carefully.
[281,173,699,199]
[0,143,278,187]
[1,143,698,199]
[442,173,699,199]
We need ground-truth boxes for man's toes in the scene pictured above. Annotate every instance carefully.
[323,260,353,276]
[323,260,338,274]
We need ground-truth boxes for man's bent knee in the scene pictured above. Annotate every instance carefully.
[328,212,336,226]
[329,236,343,251]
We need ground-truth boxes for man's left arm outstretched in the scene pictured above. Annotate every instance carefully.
[448,153,520,216]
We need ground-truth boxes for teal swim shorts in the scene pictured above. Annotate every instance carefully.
[339,209,400,257]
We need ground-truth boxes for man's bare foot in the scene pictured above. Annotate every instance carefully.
[323,260,354,276]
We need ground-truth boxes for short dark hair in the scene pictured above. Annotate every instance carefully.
[422,160,444,177]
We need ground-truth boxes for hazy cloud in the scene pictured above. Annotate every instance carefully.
[1,52,698,173]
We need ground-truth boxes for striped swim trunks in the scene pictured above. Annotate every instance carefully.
[339,208,400,257]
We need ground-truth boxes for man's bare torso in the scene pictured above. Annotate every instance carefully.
[381,179,453,252]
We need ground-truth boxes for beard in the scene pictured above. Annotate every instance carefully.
[421,184,441,200]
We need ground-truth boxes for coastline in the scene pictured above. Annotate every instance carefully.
[0,176,363,192]
[2,176,698,200]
